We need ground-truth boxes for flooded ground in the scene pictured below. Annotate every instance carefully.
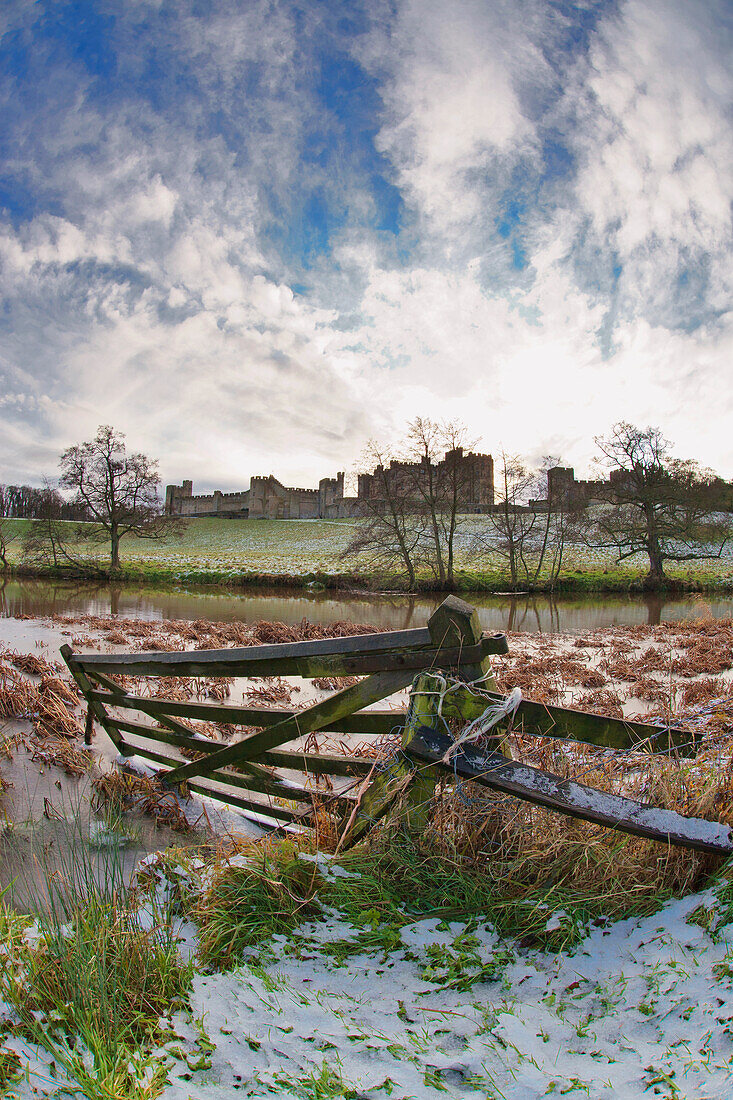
[1,584,732,913]
[2,577,733,633]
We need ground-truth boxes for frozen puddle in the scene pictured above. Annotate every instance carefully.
[156,886,733,1100]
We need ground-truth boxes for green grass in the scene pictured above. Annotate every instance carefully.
[189,834,693,974]
[193,841,325,968]
[5,515,733,593]
[0,811,192,1099]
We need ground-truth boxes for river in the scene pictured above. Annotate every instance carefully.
[1,577,731,633]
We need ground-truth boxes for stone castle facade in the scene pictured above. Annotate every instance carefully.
[165,448,494,520]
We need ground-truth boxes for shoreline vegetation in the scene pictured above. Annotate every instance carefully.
[2,516,733,595]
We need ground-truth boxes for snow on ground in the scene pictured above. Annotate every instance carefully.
[157,878,733,1100]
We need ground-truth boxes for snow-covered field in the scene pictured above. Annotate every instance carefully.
[159,869,733,1100]
[7,854,732,1100]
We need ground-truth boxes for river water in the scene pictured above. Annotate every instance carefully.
[1,577,732,633]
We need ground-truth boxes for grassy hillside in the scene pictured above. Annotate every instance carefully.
[3,515,733,592]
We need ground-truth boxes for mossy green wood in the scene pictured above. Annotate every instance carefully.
[342,675,443,848]
[161,668,416,786]
[426,594,499,689]
[400,597,497,829]
[64,597,512,834]
[75,632,508,678]
[86,687,406,736]
[429,677,699,753]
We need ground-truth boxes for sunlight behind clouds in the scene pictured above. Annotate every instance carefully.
[0,0,730,489]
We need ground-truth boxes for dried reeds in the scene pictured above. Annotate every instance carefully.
[0,648,57,676]
[34,677,83,739]
[312,675,361,691]
[28,736,95,777]
[92,770,192,833]
[0,663,40,718]
[246,677,299,704]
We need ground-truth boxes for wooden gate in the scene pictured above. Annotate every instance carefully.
[61,596,732,854]
[61,596,506,829]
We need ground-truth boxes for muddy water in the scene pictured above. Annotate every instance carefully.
[2,577,732,634]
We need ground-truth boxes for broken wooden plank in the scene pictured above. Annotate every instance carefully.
[406,725,732,855]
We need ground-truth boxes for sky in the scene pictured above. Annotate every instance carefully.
[0,0,731,494]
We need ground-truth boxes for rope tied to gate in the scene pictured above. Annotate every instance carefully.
[410,667,523,762]
[440,687,522,763]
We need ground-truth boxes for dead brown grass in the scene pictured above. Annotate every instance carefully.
[681,678,728,706]
[312,676,361,691]
[194,677,234,702]
[0,649,57,676]
[27,735,95,777]
[92,770,193,832]
[246,678,299,704]
[34,677,83,739]
[574,688,625,719]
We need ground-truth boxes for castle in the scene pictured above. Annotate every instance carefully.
[165,448,495,520]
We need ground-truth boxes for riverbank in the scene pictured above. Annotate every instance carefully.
[4,515,733,594]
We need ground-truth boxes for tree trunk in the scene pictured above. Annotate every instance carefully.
[644,507,667,587]
[645,555,667,587]
[110,526,121,570]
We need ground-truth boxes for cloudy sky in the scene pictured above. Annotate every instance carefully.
[0,0,731,493]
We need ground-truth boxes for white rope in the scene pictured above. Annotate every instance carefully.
[440,687,522,763]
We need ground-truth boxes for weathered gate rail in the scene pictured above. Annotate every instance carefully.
[396,672,731,855]
[60,596,732,855]
[60,596,506,827]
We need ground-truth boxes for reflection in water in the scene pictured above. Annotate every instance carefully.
[0,577,730,634]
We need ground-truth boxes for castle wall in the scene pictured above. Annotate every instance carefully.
[356,448,494,512]
[166,448,495,520]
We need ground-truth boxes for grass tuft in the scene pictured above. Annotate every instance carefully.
[193,839,324,968]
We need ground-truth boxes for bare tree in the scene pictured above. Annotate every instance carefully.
[21,516,96,574]
[474,454,581,589]
[341,440,425,590]
[590,422,731,586]
[0,519,18,572]
[59,425,177,571]
[342,419,482,591]
[404,417,478,588]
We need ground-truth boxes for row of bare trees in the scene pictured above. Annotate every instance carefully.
[342,419,732,590]
[0,483,89,520]
[1,419,730,589]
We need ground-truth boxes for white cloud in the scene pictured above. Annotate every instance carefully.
[361,0,548,234]
[572,0,733,313]
[0,0,731,496]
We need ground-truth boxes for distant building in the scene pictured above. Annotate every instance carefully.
[165,447,495,520]
[164,473,360,520]
[357,448,494,512]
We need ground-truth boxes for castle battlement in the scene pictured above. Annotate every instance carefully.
[166,451,494,520]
